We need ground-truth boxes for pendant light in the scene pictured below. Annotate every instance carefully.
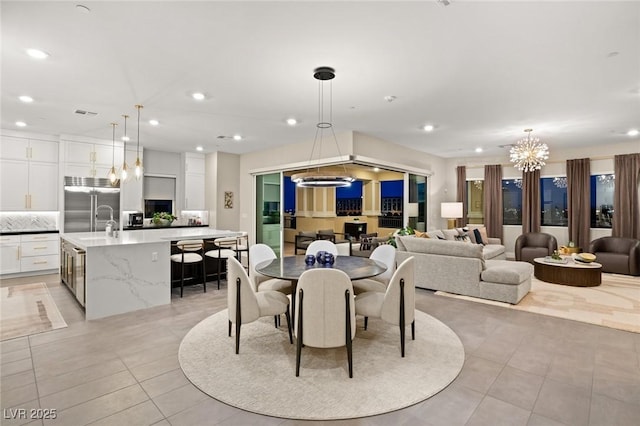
[291,67,355,187]
[134,104,144,180]
[108,122,118,185]
[120,114,130,181]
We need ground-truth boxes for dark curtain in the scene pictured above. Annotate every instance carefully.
[522,169,540,234]
[613,153,640,239]
[456,166,467,228]
[483,165,503,240]
[567,158,591,250]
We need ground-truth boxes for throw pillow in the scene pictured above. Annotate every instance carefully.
[478,227,489,245]
[442,229,459,240]
[427,230,446,240]
[454,234,472,243]
[414,230,430,238]
[473,228,485,245]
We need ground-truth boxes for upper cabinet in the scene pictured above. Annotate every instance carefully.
[64,139,124,179]
[0,135,58,211]
[183,152,205,210]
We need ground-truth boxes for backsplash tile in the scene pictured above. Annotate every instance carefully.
[0,212,59,232]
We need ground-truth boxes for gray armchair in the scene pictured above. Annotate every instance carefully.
[515,233,558,264]
[589,237,640,276]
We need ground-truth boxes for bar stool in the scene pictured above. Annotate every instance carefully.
[170,240,206,297]
[204,238,237,289]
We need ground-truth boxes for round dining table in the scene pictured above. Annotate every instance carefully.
[256,255,387,318]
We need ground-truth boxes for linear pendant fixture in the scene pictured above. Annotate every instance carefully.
[134,104,144,180]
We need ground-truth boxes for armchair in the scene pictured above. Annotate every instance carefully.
[515,233,558,264]
[295,231,316,255]
[589,237,640,276]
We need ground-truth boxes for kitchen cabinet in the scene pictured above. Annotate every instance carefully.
[0,135,59,211]
[64,140,123,178]
[183,153,205,210]
[0,235,21,274]
[0,233,59,275]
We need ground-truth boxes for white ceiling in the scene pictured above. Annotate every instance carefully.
[2,1,639,158]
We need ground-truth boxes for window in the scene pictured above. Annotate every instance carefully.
[466,180,484,224]
[336,180,362,216]
[380,180,403,229]
[502,179,522,225]
[540,177,568,226]
[591,174,615,228]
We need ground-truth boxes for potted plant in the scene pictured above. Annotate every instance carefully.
[152,212,177,227]
[387,225,415,247]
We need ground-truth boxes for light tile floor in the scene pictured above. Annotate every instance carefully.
[1,272,639,426]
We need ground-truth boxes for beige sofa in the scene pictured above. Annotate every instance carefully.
[395,235,532,304]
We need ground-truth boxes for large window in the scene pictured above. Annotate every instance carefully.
[591,174,615,228]
[502,179,522,225]
[380,180,403,229]
[466,180,484,224]
[336,180,362,216]
[541,177,568,226]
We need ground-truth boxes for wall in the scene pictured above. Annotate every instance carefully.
[445,140,639,257]
[206,151,240,231]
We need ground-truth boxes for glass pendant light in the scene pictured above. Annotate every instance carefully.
[120,114,130,181]
[134,104,144,180]
[108,122,118,185]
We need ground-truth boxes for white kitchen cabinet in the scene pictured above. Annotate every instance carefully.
[0,136,30,160]
[0,148,58,211]
[185,153,205,174]
[64,140,123,178]
[0,235,21,274]
[184,173,205,210]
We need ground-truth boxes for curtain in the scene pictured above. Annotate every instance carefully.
[456,166,467,228]
[522,169,540,234]
[483,165,503,240]
[613,153,640,239]
[567,158,591,250]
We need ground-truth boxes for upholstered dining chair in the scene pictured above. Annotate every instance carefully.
[355,257,415,357]
[170,240,206,298]
[249,244,292,294]
[227,257,292,354]
[204,238,237,289]
[305,240,338,257]
[352,245,396,295]
[294,268,356,378]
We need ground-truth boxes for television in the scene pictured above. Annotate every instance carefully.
[144,199,173,218]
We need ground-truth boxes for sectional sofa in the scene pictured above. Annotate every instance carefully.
[395,234,533,304]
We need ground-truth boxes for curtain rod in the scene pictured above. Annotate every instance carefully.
[464,155,616,169]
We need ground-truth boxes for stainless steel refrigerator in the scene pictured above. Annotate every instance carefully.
[64,177,120,233]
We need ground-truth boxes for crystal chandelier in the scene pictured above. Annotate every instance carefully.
[291,67,355,188]
[598,174,615,185]
[473,180,483,190]
[553,177,567,188]
[509,129,549,172]
[514,178,522,189]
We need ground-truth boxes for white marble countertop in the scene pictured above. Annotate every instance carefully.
[60,227,241,249]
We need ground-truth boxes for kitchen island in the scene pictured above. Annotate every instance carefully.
[60,228,241,320]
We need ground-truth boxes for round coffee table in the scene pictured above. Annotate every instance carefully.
[533,257,602,287]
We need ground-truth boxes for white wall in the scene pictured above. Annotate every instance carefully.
[215,152,240,231]
[446,140,639,256]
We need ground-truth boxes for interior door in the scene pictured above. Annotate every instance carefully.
[255,172,282,256]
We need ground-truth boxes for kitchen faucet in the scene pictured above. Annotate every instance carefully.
[96,205,118,236]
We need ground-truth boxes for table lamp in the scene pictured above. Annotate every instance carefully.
[441,202,463,229]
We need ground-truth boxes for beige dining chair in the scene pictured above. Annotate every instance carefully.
[170,239,205,298]
[305,240,338,257]
[227,256,292,354]
[249,244,291,295]
[294,268,356,378]
[352,244,396,295]
[355,256,415,357]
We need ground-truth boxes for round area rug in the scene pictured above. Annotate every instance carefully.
[179,309,464,420]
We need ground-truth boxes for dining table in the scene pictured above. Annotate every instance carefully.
[255,255,387,317]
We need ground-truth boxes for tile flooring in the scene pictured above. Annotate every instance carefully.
[1,272,639,425]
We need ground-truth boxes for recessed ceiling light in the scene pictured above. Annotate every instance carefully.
[423,124,434,132]
[233,135,242,141]
[15,121,27,127]
[628,129,639,136]
[196,146,203,152]
[19,95,34,103]
[475,147,483,153]
[149,119,159,126]
[384,95,397,103]
[373,167,380,172]
[192,92,205,101]
[286,118,297,126]
[26,49,49,59]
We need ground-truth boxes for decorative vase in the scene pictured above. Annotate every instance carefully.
[305,255,316,266]
[316,251,326,264]
[323,252,335,266]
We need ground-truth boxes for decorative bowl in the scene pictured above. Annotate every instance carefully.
[305,255,316,266]
[576,252,596,263]
[316,251,326,264]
